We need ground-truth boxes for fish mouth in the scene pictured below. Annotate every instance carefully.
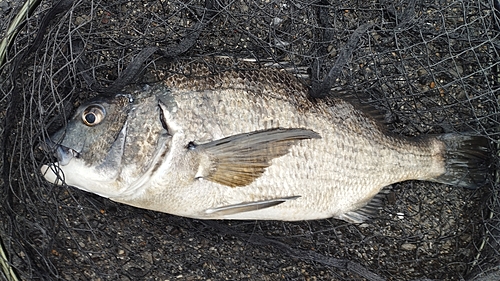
[41,138,81,166]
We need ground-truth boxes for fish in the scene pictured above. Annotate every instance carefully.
[40,59,492,223]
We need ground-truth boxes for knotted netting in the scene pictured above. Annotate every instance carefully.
[0,0,499,280]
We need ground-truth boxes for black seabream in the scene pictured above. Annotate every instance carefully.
[41,60,491,222]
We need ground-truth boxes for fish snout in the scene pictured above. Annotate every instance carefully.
[40,138,80,166]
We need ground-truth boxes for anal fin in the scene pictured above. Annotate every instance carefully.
[337,186,392,223]
[205,196,300,216]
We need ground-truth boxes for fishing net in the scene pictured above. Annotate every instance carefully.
[0,0,499,280]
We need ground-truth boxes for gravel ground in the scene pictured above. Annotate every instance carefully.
[0,0,499,280]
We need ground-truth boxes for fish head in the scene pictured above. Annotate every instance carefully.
[41,93,134,197]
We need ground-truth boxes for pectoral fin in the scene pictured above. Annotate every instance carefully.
[205,196,300,216]
[194,128,320,187]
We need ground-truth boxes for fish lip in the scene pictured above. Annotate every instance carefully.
[41,137,81,166]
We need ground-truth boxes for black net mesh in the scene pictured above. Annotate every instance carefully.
[0,0,499,280]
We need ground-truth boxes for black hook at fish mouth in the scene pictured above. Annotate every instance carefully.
[40,138,81,166]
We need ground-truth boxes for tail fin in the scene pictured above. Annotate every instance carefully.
[431,134,494,189]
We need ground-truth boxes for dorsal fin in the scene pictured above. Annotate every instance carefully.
[327,87,390,128]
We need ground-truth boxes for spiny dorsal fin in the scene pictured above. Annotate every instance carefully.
[205,196,300,216]
[194,128,321,187]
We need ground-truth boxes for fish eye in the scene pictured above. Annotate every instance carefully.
[82,105,106,126]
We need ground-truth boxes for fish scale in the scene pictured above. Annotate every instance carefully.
[118,86,440,220]
[41,60,492,223]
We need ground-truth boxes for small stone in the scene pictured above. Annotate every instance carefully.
[401,243,417,251]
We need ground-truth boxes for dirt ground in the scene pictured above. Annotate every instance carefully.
[1,0,499,280]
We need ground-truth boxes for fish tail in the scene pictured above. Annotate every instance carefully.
[431,134,494,189]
